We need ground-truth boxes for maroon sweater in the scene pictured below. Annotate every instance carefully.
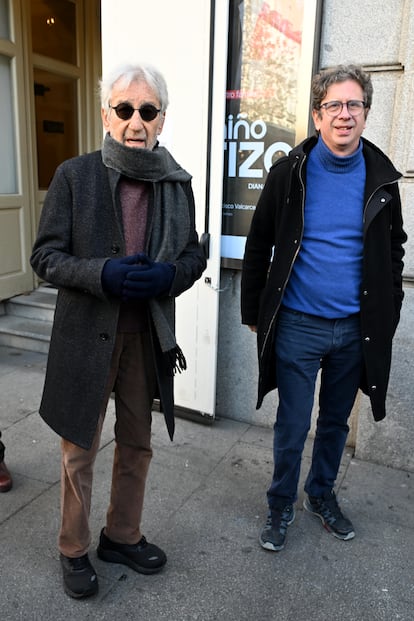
[118,177,150,332]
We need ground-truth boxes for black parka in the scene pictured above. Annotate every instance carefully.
[241,135,407,421]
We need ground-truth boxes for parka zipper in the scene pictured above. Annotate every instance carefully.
[259,153,307,361]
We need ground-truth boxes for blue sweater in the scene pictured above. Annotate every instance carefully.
[282,136,365,318]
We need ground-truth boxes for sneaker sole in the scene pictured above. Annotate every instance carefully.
[63,581,98,599]
[97,546,166,574]
[303,499,355,540]
[259,509,296,552]
[259,538,285,552]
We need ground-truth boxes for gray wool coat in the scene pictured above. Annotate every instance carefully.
[30,147,206,449]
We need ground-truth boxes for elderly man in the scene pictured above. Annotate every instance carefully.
[31,63,206,598]
[241,64,406,553]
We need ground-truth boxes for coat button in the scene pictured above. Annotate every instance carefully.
[111,244,120,254]
[371,385,377,391]
[380,197,386,203]
[99,333,109,341]
[364,336,370,342]
[363,290,368,296]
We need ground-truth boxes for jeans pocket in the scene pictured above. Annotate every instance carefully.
[278,306,304,325]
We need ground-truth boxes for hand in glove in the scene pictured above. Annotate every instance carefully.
[101,254,147,297]
[123,256,176,300]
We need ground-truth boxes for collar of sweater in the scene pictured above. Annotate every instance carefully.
[101,132,191,183]
[314,135,364,173]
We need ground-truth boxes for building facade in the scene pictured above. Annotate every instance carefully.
[1,0,413,469]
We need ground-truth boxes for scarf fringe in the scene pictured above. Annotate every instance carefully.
[165,345,187,375]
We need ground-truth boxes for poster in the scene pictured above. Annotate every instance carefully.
[221,0,319,267]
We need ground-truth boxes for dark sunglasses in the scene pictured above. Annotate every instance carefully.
[109,102,161,122]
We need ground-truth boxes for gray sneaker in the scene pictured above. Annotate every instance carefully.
[304,491,355,540]
[259,505,295,551]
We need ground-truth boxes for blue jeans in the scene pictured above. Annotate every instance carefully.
[267,306,362,510]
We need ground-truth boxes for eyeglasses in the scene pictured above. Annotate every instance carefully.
[319,100,367,117]
[109,102,161,122]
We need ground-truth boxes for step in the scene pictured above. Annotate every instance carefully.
[4,286,57,323]
[0,315,51,354]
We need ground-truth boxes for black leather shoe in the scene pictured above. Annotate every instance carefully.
[60,553,98,599]
[0,461,12,493]
[97,528,166,574]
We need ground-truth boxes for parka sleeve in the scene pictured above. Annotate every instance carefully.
[240,164,280,326]
[390,183,407,326]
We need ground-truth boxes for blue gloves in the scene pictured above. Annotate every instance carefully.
[101,253,175,300]
[123,256,175,300]
[101,254,143,297]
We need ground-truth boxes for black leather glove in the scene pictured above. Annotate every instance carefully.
[101,254,146,297]
[123,256,175,300]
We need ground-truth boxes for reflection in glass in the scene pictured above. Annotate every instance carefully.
[0,55,17,194]
[34,69,78,189]
[0,0,9,39]
[31,0,77,64]
[236,0,304,132]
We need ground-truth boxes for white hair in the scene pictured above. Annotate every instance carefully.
[99,63,169,111]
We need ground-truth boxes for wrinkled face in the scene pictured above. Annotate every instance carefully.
[312,79,367,156]
[101,78,165,150]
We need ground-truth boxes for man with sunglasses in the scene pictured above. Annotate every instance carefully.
[31,63,206,598]
[241,64,406,552]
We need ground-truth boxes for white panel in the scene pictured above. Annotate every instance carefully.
[101,0,227,416]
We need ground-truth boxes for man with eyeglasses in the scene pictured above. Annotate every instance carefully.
[31,63,206,598]
[241,64,406,552]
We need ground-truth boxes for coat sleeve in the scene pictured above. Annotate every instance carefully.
[30,163,108,300]
[169,182,207,297]
[241,164,281,326]
[390,183,407,328]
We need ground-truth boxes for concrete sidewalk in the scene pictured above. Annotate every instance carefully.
[0,344,413,621]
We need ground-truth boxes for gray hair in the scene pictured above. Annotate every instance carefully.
[311,64,373,115]
[99,63,169,112]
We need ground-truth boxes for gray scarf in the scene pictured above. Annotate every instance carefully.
[102,133,192,372]
[102,132,191,183]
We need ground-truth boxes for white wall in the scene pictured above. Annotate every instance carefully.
[100,0,228,417]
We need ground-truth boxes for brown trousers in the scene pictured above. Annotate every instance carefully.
[58,332,157,558]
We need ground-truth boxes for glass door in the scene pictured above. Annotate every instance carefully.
[0,0,101,301]
[0,0,34,299]
[29,0,82,224]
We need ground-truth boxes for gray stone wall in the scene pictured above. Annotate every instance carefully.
[216,0,414,470]
[320,0,414,278]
